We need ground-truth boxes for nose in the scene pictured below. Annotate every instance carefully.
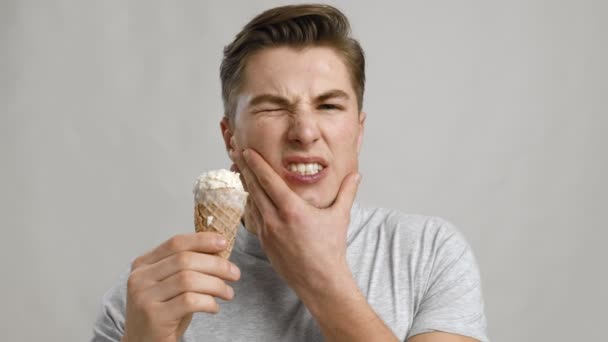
[287,110,320,147]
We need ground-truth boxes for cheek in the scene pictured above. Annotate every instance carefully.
[238,118,272,145]
[237,118,286,163]
[322,121,360,181]
[326,120,360,155]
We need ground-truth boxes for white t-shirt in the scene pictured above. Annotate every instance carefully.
[92,203,489,341]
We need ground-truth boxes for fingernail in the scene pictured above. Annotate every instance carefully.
[217,238,227,248]
[226,285,234,298]
[230,263,240,277]
[242,150,252,163]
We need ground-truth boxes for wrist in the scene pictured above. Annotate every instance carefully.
[296,271,398,342]
[296,268,363,318]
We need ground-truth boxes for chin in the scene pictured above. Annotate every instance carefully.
[297,191,333,209]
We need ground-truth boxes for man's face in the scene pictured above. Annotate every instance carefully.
[223,46,365,208]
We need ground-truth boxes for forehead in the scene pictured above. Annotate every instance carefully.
[239,46,355,100]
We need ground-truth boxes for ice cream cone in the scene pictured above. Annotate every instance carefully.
[194,189,246,259]
[193,171,248,259]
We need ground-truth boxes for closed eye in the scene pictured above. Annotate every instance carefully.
[256,108,284,113]
[318,104,342,111]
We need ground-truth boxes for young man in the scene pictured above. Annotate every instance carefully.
[93,4,488,342]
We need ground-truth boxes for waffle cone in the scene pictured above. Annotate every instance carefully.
[194,191,246,259]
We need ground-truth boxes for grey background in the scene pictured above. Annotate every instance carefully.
[1,0,606,341]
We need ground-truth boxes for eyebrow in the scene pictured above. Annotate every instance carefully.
[247,89,350,108]
[315,89,350,103]
[248,94,292,107]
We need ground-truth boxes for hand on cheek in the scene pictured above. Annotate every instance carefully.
[229,140,362,297]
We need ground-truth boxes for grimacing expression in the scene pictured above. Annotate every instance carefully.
[222,46,365,208]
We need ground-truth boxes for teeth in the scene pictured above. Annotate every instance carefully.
[288,163,324,175]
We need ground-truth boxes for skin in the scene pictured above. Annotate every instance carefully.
[121,46,478,342]
[227,46,365,210]
[223,46,479,342]
[122,232,240,342]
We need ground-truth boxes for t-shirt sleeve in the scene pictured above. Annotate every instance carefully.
[91,272,128,342]
[407,219,489,342]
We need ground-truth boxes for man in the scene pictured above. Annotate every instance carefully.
[93,4,488,342]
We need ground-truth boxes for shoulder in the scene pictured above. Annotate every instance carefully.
[351,203,480,285]
[352,205,488,341]
[102,267,130,310]
[351,203,469,251]
[92,267,130,340]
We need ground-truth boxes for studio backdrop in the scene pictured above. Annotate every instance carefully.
[1,0,606,341]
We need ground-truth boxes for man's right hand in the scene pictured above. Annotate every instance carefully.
[121,232,241,342]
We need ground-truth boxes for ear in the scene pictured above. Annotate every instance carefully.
[356,111,366,154]
[220,117,235,161]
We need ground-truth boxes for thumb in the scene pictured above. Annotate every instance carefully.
[332,172,362,214]
[176,313,193,337]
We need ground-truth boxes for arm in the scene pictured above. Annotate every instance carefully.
[232,146,398,341]
[406,219,488,342]
[232,147,488,342]
[298,269,398,342]
[295,248,480,342]
[408,332,479,342]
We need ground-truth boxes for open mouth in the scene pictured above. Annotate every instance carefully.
[286,162,325,176]
[282,157,328,184]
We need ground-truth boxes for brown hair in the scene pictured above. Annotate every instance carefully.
[220,4,365,120]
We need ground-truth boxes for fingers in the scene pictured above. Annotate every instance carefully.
[132,232,228,269]
[230,145,276,214]
[242,149,297,206]
[143,270,234,303]
[133,270,233,321]
[126,233,242,325]
[161,292,221,320]
[331,172,362,215]
[138,251,241,284]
